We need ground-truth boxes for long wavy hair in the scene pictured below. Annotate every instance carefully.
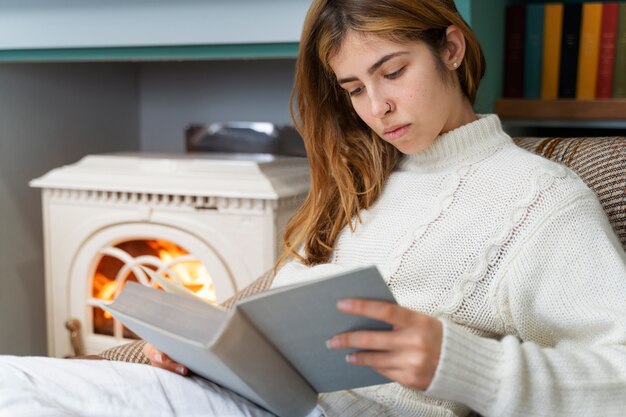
[276,0,485,269]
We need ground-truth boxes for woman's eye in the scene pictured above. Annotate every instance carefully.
[385,67,405,79]
[349,86,364,97]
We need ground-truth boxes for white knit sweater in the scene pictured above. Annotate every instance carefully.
[272,115,626,417]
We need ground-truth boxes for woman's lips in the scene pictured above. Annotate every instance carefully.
[383,124,411,141]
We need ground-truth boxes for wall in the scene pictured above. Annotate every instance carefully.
[136,0,509,150]
[0,63,140,355]
[0,58,297,355]
[139,59,296,152]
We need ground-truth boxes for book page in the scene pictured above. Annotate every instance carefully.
[139,266,214,304]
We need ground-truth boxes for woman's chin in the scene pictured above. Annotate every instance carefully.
[392,139,432,155]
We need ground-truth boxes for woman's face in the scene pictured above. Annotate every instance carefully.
[329,31,476,154]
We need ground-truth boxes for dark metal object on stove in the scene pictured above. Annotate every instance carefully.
[185,122,307,157]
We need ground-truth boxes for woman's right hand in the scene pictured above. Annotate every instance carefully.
[142,343,189,376]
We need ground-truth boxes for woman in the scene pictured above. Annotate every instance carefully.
[146,0,626,416]
[2,0,625,416]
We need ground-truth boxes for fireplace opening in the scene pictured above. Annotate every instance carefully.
[90,239,217,339]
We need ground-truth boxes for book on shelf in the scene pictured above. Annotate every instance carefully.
[103,265,396,417]
[558,3,582,98]
[503,4,526,98]
[524,3,544,99]
[596,2,619,99]
[613,3,626,98]
[541,3,564,99]
[576,2,603,100]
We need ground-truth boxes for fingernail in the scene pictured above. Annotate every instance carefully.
[337,299,353,310]
[175,365,188,376]
[326,338,340,349]
[154,352,163,364]
[345,353,356,364]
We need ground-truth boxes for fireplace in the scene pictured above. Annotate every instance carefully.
[30,152,309,357]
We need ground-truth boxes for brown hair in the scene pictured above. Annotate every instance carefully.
[276,0,485,269]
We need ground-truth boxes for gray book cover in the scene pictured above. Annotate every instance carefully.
[104,265,395,417]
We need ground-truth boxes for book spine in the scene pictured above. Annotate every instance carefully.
[558,3,583,98]
[596,2,619,98]
[576,2,603,100]
[613,3,626,98]
[215,311,317,417]
[524,4,544,99]
[541,3,564,100]
[503,4,526,98]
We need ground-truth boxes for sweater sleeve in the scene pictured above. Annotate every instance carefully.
[425,191,626,417]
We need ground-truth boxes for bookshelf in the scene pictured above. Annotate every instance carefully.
[495,98,626,130]
[496,0,626,133]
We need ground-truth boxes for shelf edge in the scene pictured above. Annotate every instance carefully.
[0,43,300,63]
[495,99,626,121]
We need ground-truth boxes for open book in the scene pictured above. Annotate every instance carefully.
[103,265,396,417]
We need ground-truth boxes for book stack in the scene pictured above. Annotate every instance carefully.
[503,2,626,100]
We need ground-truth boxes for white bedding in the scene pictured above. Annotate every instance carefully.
[0,356,288,417]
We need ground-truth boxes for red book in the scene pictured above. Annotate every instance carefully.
[596,2,619,98]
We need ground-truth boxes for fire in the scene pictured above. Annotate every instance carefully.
[93,272,118,301]
[92,239,217,315]
[93,272,118,318]
[147,240,217,302]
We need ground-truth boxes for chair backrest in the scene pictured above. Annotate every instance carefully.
[513,136,626,251]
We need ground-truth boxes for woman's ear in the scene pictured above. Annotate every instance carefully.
[443,25,466,70]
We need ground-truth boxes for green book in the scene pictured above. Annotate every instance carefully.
[613,3,626,98]
[524,3,545,99]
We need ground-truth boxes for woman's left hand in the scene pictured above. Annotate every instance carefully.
[326,299,443,390]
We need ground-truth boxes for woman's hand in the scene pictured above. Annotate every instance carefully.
[326,299,443,390]
[142,343,189,376]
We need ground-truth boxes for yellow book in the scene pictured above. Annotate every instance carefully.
[576,3,603,99]
[541,3,564,99]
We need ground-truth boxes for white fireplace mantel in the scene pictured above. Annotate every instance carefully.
[30,152,310,200]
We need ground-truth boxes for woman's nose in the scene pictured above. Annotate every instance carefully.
[370,95,391,118]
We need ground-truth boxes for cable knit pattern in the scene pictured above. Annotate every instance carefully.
[272,115,626,417]
[434,162,570,318]
[381,162,472,281]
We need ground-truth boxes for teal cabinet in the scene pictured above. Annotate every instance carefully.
[0,1,308,62]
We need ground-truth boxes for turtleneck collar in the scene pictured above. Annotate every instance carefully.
[398,114,512,172]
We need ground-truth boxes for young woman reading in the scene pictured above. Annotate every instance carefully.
[2,1,625,416]
[146,0,626,416]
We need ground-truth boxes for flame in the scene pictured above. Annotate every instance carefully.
[148,240,217,303]
[93,240,217,310]
[93,272,117,318]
